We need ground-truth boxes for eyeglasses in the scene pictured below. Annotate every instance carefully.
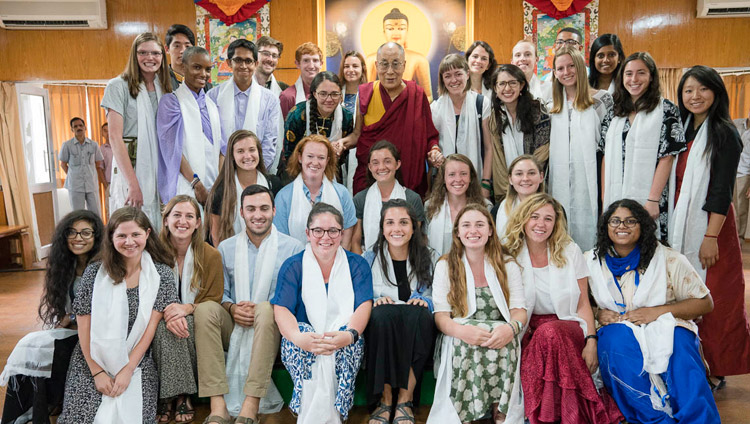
[66,228,95,240]
[554,39,581,47]
[137,51,163,57]
[308,227,342,238]
[315,91,341,100]
[607,218,639,228]
[376,60,404,71]
[258,50,279,60]
[496,80,521,89]
[231,57,255,66]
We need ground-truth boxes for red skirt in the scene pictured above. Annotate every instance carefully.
[520,314,622,424]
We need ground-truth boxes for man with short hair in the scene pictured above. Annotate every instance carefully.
[207,39,282,171]
[166,24,213,92]
[195,184,303,424]
[538,27,586,102]
[511,39,543,99]
[157,46,223,206]
[279,42,322,119]
[98,122,113,215]
[253,36,289,95]
[348,42,443,196]
[59,117,107,215]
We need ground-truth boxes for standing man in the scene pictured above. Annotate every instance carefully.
[98,122,113,215]
[346,42,443,196]
[59,117,107,215]
[157,46,223,206]
[253,36,289,96]
[733,109,750,240]
[511,39,543,99]
[194,185,303,424]
[208,39,282,171]
[279,42,322,119]
[166,24,213,92]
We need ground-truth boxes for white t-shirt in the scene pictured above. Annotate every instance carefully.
[531,246,589,315]
[733,118,750,176]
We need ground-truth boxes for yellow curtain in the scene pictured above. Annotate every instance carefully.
[44,84,87,187]
[723,73,750,121]
[0,82,40,260]
[86,85,108,219]
[658,68,683,105]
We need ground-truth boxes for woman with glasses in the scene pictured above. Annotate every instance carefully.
[338,51,368,191]
[588,34,625,93]
[431,54,492,198]
[273,135,357,250]
[488,64,550,203]
[1,211,103,423]
[101,32,172,228]
[272,202,373,423]
[283,71,356,182]
[465,41,497,98]
[587,199,719,423]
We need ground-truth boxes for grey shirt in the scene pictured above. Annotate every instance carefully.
[59,137,103,193]
[353,186,426,223]
[100,76,159,138]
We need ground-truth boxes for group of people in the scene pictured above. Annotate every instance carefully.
[3,21,750,424]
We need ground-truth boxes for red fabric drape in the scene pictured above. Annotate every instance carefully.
[195,0,268,25]
[525,0,592,19]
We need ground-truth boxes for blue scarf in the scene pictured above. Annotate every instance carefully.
[604,246,641,312]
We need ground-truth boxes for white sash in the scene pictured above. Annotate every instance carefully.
[586,245,676,416]
[288,175,343,243]
[431,91,484,174]
[426,198,452,256]
[299,246,354,424]
[668,117,711,281]
[294,77,307,105]
[174,83,223,197]
[501,106,525,168]
[603,99,664,209]
[0,328,77,385]
[173,244,197,305]
[110,80,163,230]
[362,181,407,251]
[304,100,343,142]
[232,172,269,236]
[549,95,600,251]
[254,72,282,97]
[528,74,543,100]
[224,228,284,415]
[90,252,160,424]
[342,89,359,193]
[217,79,261,140]
[495,197,519,240]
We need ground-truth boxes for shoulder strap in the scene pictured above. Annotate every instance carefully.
[476,93,485,162]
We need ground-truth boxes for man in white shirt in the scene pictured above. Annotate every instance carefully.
[733,109,750,240]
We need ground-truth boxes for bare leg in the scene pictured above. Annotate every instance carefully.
[393,369,417,420]
[206,395,231,422]
[239,396,260,420]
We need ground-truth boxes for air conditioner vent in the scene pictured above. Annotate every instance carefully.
[697,0,750,17]
[707,6,750,13]
[2,19,90,27]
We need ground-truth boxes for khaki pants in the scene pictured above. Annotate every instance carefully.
[194,300,280,398]
[734,175,750,239]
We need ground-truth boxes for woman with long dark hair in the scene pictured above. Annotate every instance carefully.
[670,65,750,384]
[589,199,719,423]
[363,200,438,423]
[488,64,550,203]
[1,211,103,423]
[338,51,368,191]
[588,34,625,93]
[465,40,497,98]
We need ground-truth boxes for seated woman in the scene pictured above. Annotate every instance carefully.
[363,199,438,424]
[504,193,622,424]
[274,134,357,250]
[152,195,224,423]
[58,207,178,424]
[1,211,103,423]
[352,140,425,254]
[427,204,527,424]
[425,154,490,256]
[208,129,283,246]
[272,202,373,423]
[492,154,544,238]
[587,199,719,423]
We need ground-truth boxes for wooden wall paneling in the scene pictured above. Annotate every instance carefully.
[0,188,7,225]
[268,0,318,86]
[473,0,524,65]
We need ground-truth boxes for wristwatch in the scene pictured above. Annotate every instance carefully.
[347,328,360,344]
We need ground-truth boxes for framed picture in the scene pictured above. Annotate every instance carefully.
[321,0,473,102]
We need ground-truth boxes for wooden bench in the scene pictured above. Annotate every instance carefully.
[0,225,34,270]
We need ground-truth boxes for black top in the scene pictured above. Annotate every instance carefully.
[685,122,742,215]
[209,173,283,215]
[392,259,410,302]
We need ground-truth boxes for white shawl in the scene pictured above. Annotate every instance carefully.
[603,99,664,209]
[173,244,197,305]
[90,252,160,424]
[668,117,711,281]
[431,91,484,174]
[0,328,77,386]
[495,197,519,240]
[362,181,407,251]
[231,172,269,236]
[294,77,307,105]
[528,74,543,100]
[501,105,525,168]
[298,245,354,423]
[304,100,343,142]
[217,79,261,140]
[342,89,359,193]
[288,175,343,243]
[586,245,676,416]
[224,228,284,415]
[370,247,431,302]
[549,94,600,251]
[110,80,163,230]
[254,72,282,97]
[426,198,453,256]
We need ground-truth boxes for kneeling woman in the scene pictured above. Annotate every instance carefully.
[504,194,622,424]
[272,203,373,423]
[58,207,178,423]
[588,199,719,423]
[428,204,527,424]
[363,199,438,423]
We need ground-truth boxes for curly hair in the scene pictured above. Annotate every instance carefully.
[504,193,570,268]
[39,210,104,327]
[465,40,498,92]
[286,134,338,181]
[613,52,661,117]
[160,195,206,294]
[593,199,660,272]
[426,154,485,220]
[372,199,434,291]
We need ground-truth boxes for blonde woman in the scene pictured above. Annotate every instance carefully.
[493,154,545,238]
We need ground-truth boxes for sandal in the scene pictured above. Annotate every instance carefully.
[234,417,257,424]
[174,395,195,423]
[202,416,233,424]
[157,398,174,423]
[368,401,392,423]
[393,401,415,423]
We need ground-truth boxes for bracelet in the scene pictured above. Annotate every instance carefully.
[704,234,718,239]
[191,173,201,189]
[647,199,659,203]
[505,322,517,336]
[481,178,492,183]
[190,304,197,314]
[92,370,106,378]
[585,334,599,342]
